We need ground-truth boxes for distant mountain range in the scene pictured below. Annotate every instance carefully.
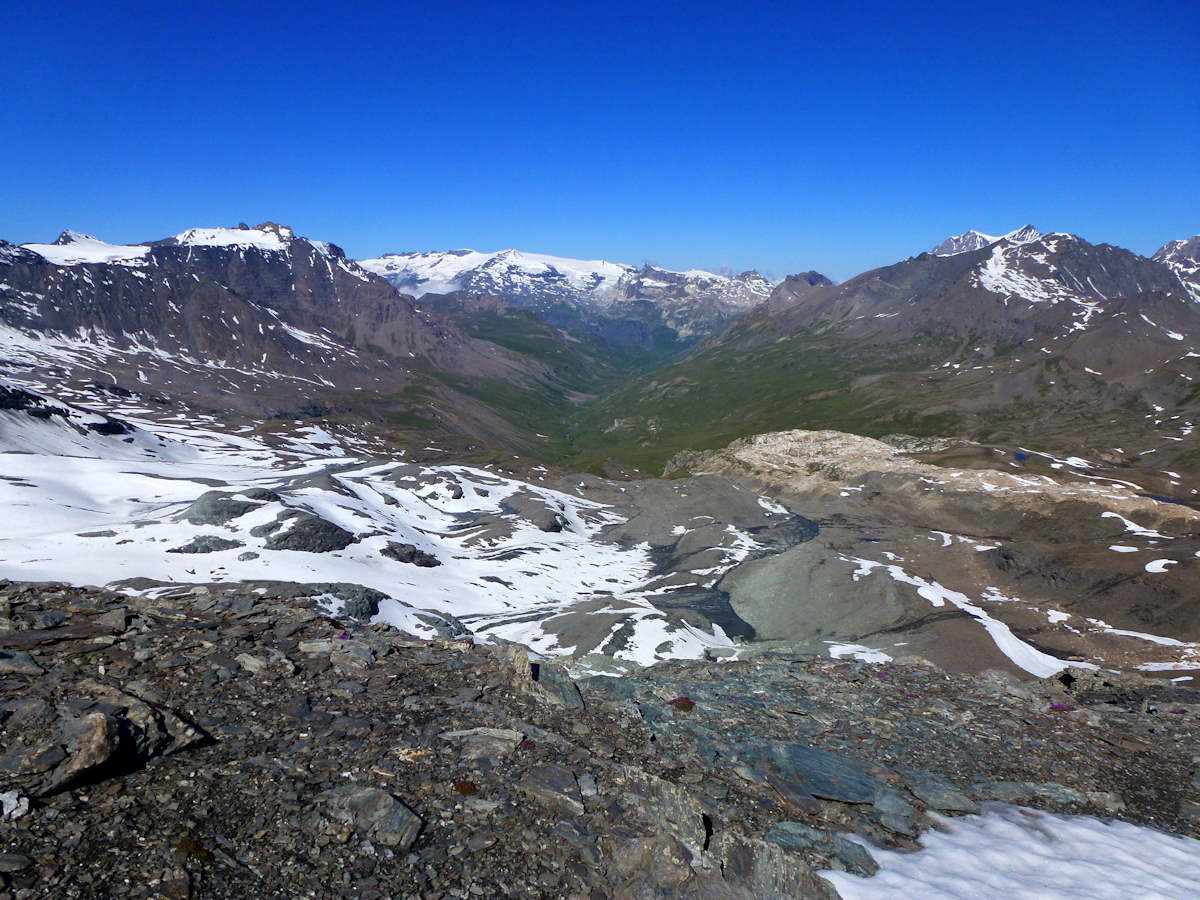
[3,220,1197,475]
[572,227,1200,474]
[358,248,800,349]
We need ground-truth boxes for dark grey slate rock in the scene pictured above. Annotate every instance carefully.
[167,535,244,554]
[256,511,356,552]
[518,764,584,814]
[765,742,880,804]
[380,542,441,567]
[903,771,978,813]
[321,786,422,849]
[0,853,32,873]
[0,650,44,677]
[873,785,917,818]
[178,490,272,526]
[536,663,586,709]
[764,821,878,877]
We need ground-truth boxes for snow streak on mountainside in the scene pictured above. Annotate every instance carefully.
[931,225,1043,256]
[1155,235,1200,302]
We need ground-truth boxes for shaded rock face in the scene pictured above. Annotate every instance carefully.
[177,490,279,526]
[667,429,1200,671]
[167,535,244,554]
[253,510,357,553]
[380,542,441,567]
[0,679,208,799]
[0,580,1196,898]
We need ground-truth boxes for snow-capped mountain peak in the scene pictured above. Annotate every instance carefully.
[19,223,354,271]
[932,225,1042,257]
[21,231,152,266]
[357,248,789,344]
[1154,235,1200,278]
[171,222,298,252]
[357,248,634,300]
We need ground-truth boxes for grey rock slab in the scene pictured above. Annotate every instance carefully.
[257,510,357,552]
[536,662,586,709]
[0,790,29,820]
[380,542,441,567]
[321,786,422,849]
[764,821,878,878]
[518,764,584,815]
[0,853,33,873]
[577,773,598,797]
[438,727,523,760]
[0,649,45,676]
[235,653,267,674]
[166,535,244,554]
[903,772,978,813]
[177,492,257,525]
[765,742,881,804]
[872,785,917,818]
[719,539,926,642]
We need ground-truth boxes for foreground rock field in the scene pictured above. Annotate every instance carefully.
[1,580,1197,898]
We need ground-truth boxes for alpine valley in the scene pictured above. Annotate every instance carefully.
[2,221,1199,897]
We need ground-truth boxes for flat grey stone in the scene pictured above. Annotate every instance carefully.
[0,853,32,873]
[766,742,880,804]
[0,649,45,676]
[438,727,523,760]
[321,786,422,849]
[518,764,584,815]
[904,772,978,813]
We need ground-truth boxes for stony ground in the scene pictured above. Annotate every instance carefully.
[0,579,1197,898]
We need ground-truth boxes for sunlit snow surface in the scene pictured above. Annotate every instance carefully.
[0,398,742,668]
[21,231,151,266]
[823,805,1200,900]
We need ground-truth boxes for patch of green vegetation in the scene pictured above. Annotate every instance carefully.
[561,328,962,473]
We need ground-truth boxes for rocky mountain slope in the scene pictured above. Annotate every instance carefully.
[1,225,617,457]
[667,429,1199,673]
[572,229,1200,476]
[1156,234,1200,300]
[358,248,796,349]
[931,225,1042,256]
[0,579,1197,898]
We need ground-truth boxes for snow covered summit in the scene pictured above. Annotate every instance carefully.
[358,248,634,302]
[358,247,783,345]
[932,225,1042,256]
[21,230,152,266]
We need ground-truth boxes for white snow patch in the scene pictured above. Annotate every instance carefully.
[825,642,893,664]
[822,804,1200,900]
[22,232,151,266]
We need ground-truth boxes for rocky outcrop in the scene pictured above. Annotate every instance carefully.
[0,580,1196,897]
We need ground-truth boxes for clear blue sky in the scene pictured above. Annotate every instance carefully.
[2,0,1196,281]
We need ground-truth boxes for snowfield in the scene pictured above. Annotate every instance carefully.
[0,386,748,670]
[823,804,1200,900]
